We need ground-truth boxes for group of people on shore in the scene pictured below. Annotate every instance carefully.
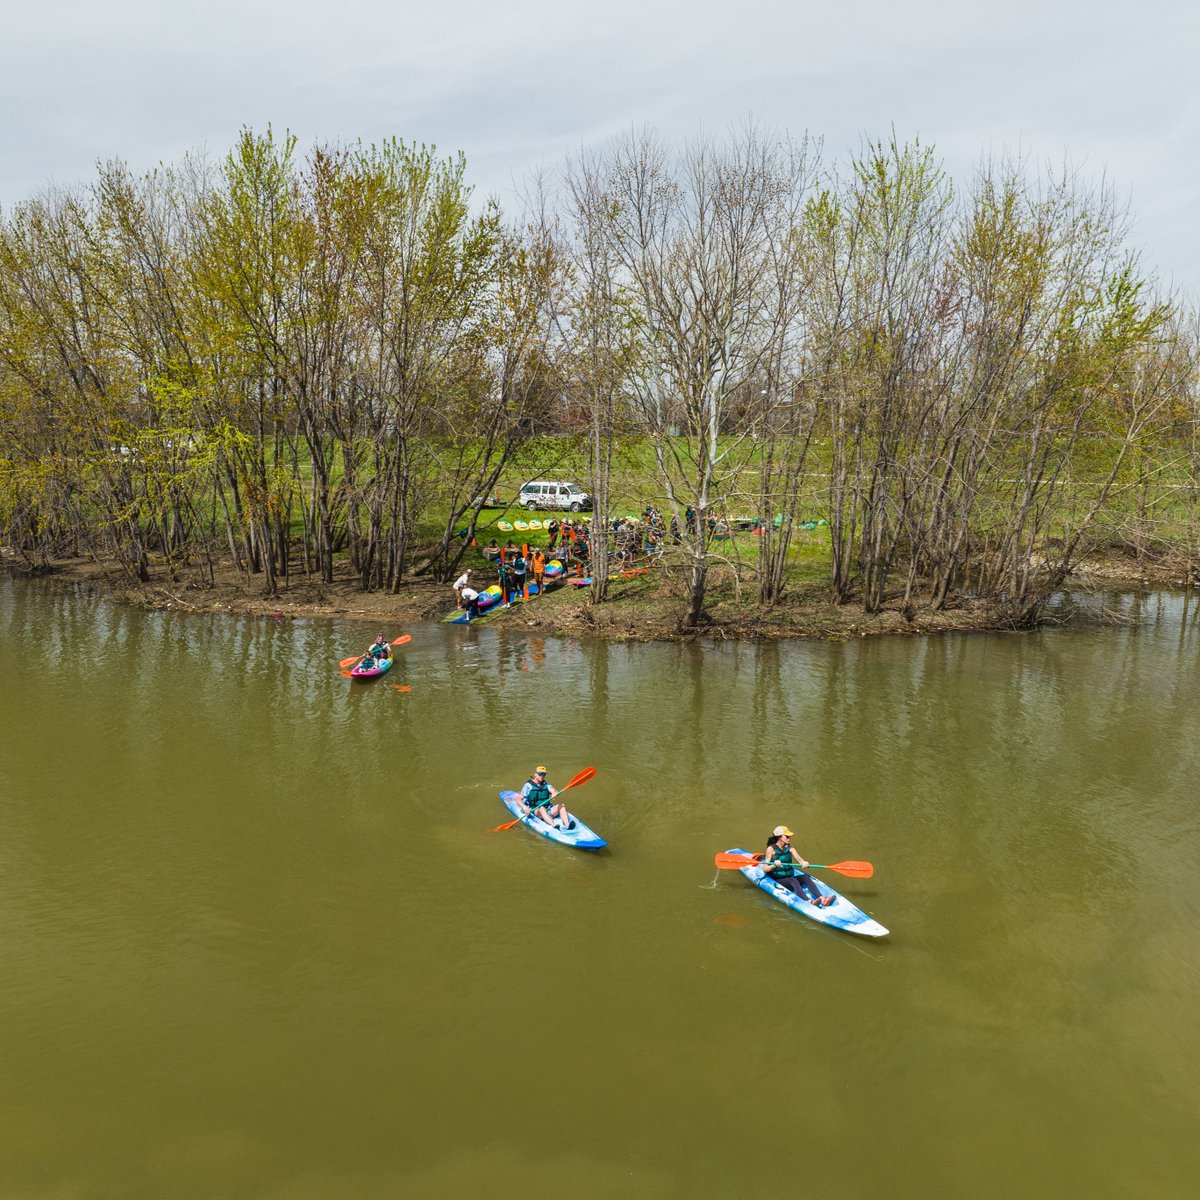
[452,543,557,619]
[450,503,714,619]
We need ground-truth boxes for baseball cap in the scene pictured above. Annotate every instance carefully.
[534,765,547,774]
[773,825,794,838]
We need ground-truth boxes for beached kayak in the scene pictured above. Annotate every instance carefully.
[350,655,393,680]
[499,790,606,850]
[726,847,888,938]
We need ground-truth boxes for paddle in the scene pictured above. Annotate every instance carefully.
[713,852,874,878]
[338,633,410,669]
[491,766,597,831]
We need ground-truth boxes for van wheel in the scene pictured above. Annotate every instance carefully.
[570,501,582,512]
[526,501,538,511]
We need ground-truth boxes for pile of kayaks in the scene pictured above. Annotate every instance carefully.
[496,518,549,532]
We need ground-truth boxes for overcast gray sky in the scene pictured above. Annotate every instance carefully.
[2,0,1197,291]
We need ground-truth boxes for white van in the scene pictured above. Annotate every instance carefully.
[518,480,593,512]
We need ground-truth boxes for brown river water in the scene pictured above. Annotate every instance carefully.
[2,577,1199,1199]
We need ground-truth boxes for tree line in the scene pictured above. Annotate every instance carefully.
[1,125,1196,627]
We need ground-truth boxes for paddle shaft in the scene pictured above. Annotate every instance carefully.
[713,853,873,878]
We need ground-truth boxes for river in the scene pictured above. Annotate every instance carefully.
[1,577,1198,1199]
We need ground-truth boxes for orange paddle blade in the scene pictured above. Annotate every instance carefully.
[491,818,522,832]
[820,860,874,878]
[714,852,763,870]
[559,766,597,793]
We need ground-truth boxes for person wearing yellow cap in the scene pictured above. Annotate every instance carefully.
[762,826,831,906]
[517,765,573,830]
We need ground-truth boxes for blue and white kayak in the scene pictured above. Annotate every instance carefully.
[726,847,888,938]
[500,790,607,850]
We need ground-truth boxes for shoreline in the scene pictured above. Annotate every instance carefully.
[2,547,1189,642]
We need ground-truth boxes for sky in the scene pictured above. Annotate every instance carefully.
[2,0,1198,293]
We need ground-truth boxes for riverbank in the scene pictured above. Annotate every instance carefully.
[3,544,1192,641]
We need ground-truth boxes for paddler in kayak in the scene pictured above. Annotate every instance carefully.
[361,633,390,668]
[517,765,573,830]
[762,826,832,906]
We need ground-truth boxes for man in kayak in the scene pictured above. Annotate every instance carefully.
[518,765,572,829]
[762,826,832,906]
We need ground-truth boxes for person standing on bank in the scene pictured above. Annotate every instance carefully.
[511,548,528,598]
[518,765,572,829]
[453,568,471,603]
[530,548,546,594]
[762,826,832,906]
[460,584,481,621]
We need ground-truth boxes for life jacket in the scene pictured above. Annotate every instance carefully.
[525,778,552,806]
[766,843,798,878]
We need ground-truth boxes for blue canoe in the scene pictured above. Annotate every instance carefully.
[499,790,606,850]
[726,847,888,938]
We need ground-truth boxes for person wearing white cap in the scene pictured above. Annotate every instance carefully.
[453,568,471,597]
[517,765,573,830]
[762,826,831,906]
